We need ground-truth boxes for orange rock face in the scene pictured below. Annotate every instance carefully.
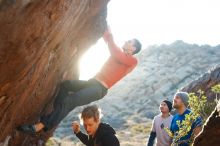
[0,0,108,145]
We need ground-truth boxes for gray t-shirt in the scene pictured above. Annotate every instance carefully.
[151,114,173,146]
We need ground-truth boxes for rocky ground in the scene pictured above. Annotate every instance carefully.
[47,41,220,146]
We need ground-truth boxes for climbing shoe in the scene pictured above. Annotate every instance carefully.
[17,124,37,135]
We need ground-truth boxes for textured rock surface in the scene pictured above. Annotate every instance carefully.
[0,0,108,145]
[182,66,220,146]
[52,41,220,145]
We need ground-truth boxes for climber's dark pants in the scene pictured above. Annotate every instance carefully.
[40,78,108,131]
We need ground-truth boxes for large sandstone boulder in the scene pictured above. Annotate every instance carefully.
[0,0,109,145]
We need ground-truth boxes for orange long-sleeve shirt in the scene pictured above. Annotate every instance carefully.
[95,35,137,89]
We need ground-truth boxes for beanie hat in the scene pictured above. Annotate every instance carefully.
[162,100,172,112]
[175,92,189,107]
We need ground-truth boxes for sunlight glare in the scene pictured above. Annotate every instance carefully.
[79,39,109,80]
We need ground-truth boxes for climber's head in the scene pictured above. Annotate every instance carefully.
[122,38,142,55]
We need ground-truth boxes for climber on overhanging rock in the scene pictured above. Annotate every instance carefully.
[17,26,142,134]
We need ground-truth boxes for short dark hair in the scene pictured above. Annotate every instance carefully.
[81,105,101,122]
[133,38,142,54]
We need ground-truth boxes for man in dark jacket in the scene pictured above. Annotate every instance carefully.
[72,105,120,146]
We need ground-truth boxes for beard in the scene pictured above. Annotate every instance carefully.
[173,103,180,109]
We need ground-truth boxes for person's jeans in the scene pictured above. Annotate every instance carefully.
[40,78,108,131]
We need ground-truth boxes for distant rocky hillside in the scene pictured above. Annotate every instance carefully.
[52,41,220,146]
